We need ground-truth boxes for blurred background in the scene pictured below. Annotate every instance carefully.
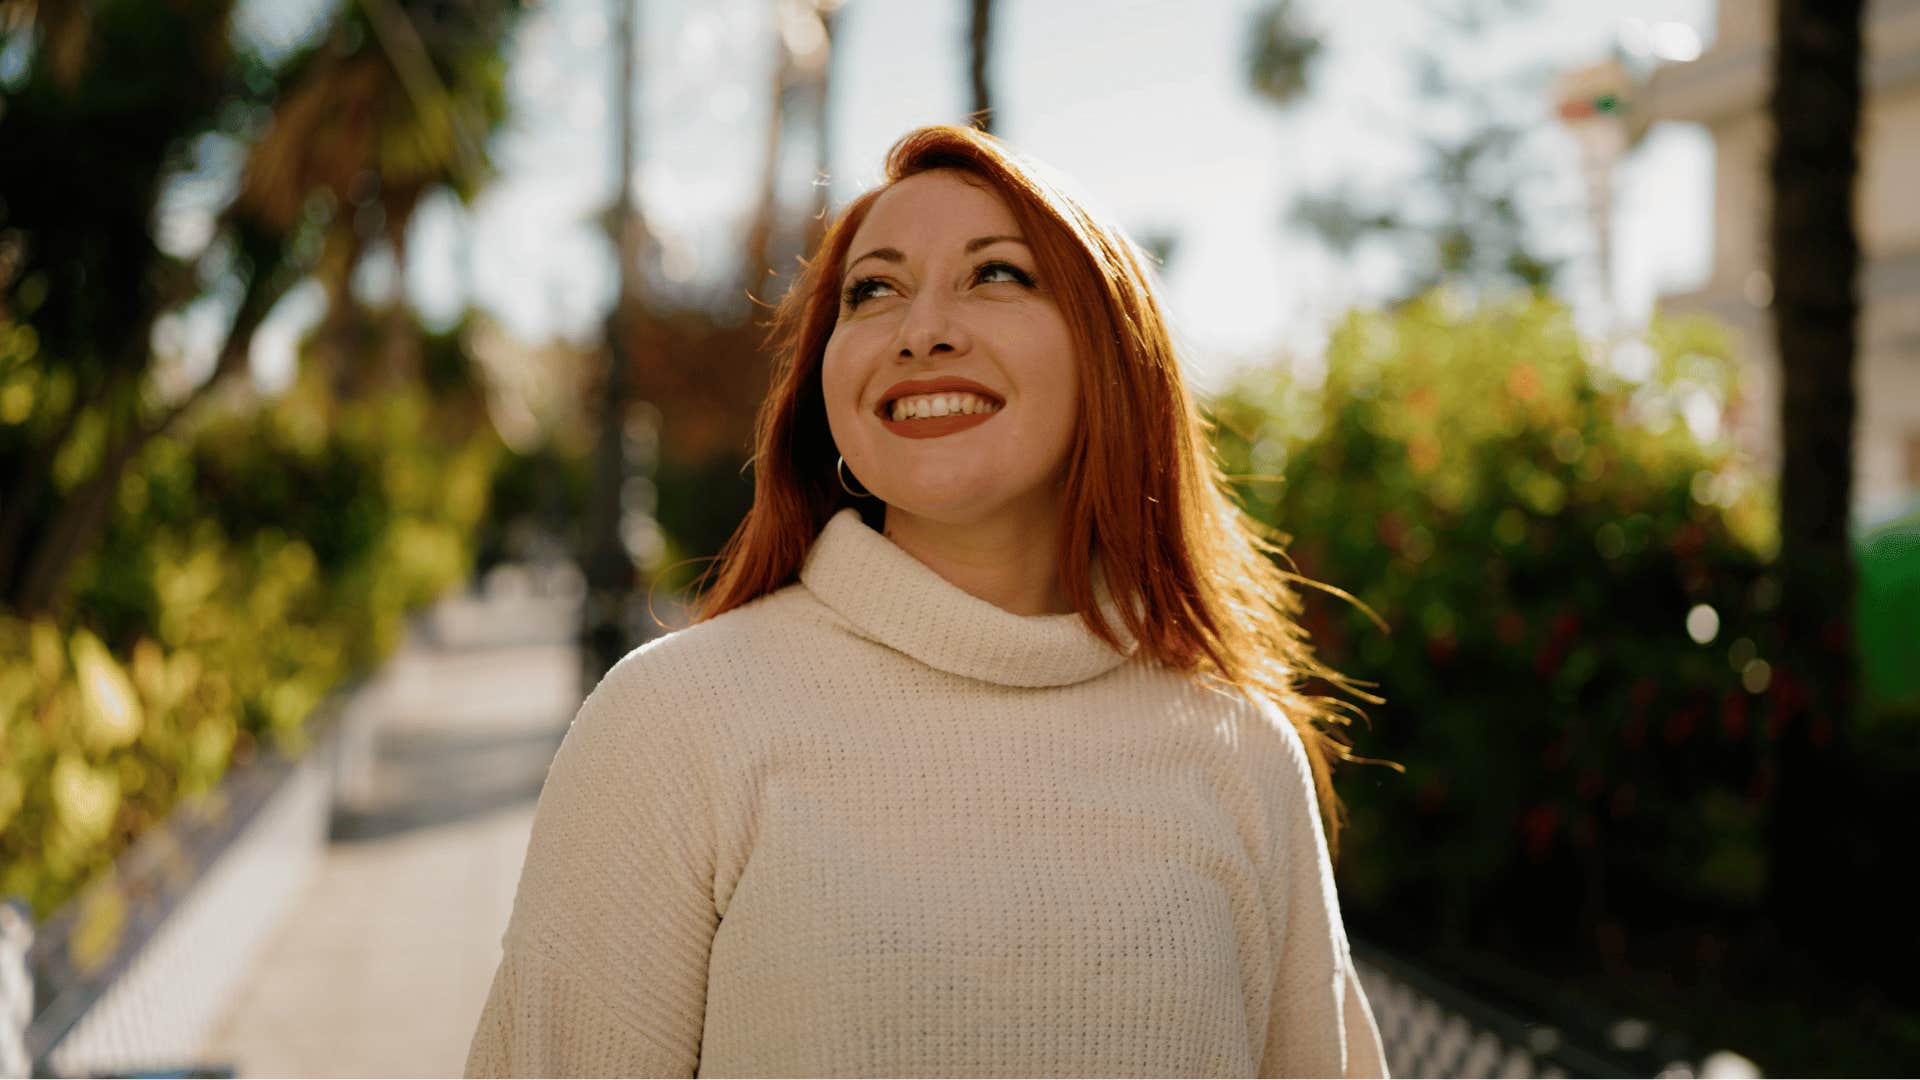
[1,0,1915,1076]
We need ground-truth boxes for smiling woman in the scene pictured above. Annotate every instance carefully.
[465,125,1390,1079]
[821,167,1083,615]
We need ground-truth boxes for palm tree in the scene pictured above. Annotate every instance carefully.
[1244,0,1558,307]
[0,0,520,615]
[1764,0,1864,951]
[805,1,842,257]
[1245,0,1320,109]
[740,0,800,300]
[584,0,644,682]
[0,0,242,615]
[741,0,842,293]
[236,0,509,397]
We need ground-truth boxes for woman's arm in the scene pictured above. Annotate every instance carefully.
[465,653,719,1078]
[1341,958,1389,1078]
[1255,710,1390,1079]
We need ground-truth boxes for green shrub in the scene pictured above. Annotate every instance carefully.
[2,367,501,920]
[1210,293,1779,950]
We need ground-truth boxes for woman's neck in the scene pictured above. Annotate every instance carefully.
[880,501,1071,617]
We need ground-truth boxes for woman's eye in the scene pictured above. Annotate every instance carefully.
[842,277,896,308]
[975,261,1035,287]
[842,263,1033,309]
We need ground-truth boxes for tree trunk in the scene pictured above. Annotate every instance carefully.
[968,0,994,132]
[740,7,792,300]
[1765,0,1863,959]
[2,235,282,616]
[584,0,644,684]
[804,3,838,259]
[0,375,99,600]
[16,423,143,616]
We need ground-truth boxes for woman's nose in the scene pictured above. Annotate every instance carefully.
[894,289,970,360]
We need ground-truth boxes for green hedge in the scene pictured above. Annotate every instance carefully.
[1210,294,1780,942]
[1209,291,1920,1070]
[1,366,500,924]
[1857,507,1920,709]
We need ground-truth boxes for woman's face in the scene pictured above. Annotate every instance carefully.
[820,169,1081,530]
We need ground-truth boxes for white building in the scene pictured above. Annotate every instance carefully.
[1642,0,1920,524]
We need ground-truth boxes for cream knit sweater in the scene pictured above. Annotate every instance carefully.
[465,508,1388,1078]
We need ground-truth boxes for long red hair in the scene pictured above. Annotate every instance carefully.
[692,124,1379,855]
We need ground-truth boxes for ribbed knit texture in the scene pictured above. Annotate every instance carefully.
[465,508,1388,1078]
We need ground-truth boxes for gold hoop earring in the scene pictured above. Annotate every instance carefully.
[837,455,872,498]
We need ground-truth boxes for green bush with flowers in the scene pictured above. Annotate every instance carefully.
[1,358,500,923]
[1213,292,1920,1070]
[1210,293,1785,953]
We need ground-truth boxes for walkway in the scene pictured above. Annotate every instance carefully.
[202,571,588,1078]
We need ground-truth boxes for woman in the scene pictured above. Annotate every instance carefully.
[466,124,1389,1078]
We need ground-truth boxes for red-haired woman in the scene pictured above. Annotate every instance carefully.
[466,125,1389,1078]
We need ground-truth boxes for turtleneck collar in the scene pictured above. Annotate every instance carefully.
[798,507,1138,688]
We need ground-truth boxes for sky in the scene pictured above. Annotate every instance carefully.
[228,0,1721,398]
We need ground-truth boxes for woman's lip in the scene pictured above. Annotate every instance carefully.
[874,391,1004,419]
[879,376,1013,413]
[879,409,998,439]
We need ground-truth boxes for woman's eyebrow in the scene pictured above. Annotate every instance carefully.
[845,246,904,273]
[845,235,1029,274]
[963,234,1027,253]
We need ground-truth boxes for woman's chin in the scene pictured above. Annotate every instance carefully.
[878,487,1060,530]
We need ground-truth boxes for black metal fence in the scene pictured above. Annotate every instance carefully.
[1353,940,1755,1078]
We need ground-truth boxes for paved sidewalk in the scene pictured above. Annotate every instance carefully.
[203,581,584,1078]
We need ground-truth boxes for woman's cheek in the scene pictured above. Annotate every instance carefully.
[819,345,871,455]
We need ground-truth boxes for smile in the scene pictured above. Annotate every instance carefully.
[875,387,1004,440]
[879,408,1000,440]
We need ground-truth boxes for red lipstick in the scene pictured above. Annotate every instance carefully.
[875,375,1006,440]
[874,376,1004,417]
[880,410,998,439]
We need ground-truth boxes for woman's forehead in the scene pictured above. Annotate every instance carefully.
[850,170,1020,250]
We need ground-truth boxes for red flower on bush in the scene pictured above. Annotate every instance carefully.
[1721,689,1749,740]
[1377,511,1408,552]
[1768,668,1805,735]
[1518,801,1560,859]
[1671,523,1705,559]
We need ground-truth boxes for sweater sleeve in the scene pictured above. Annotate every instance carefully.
[1256,713,1390,1079]
[465,653,719,1078]
[1342,959,1389,1078]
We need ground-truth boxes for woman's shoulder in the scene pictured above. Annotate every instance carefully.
[1160,670,1318,792]
[586,582,828,711]
[546,584,829,776]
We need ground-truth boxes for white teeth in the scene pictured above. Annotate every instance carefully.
[888,392,1003,421]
